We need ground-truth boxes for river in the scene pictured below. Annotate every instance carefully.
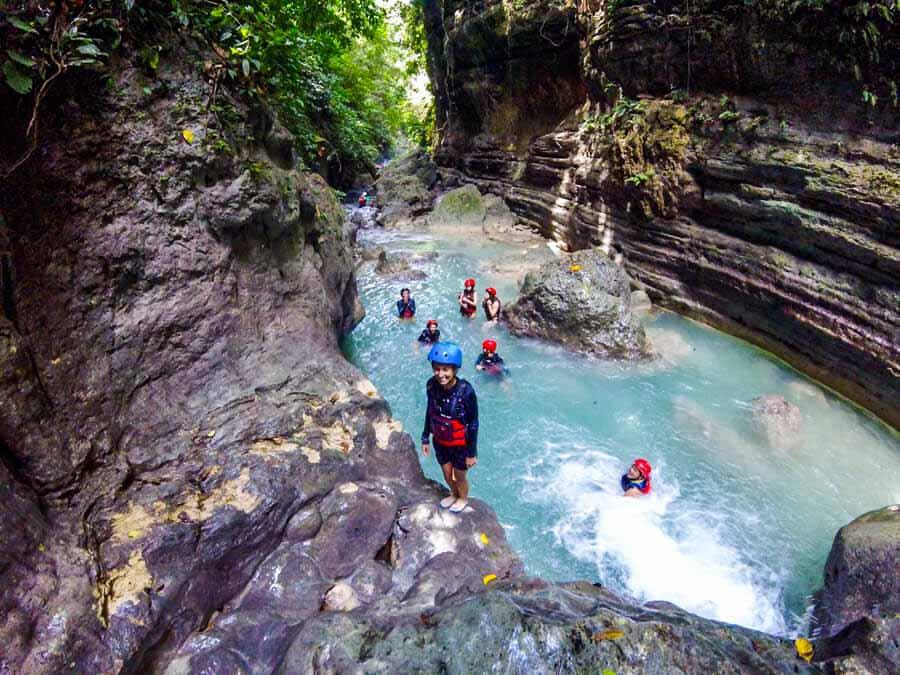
[341,220,900,637]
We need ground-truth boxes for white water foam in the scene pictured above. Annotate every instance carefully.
[535,445,788,634]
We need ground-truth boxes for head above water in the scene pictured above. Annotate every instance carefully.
[482,339,497,354]
[400,288,410,299]
[427,341,462,388]
[486,287,497,297]
[627,458,652,481]
[427,341,462,368]
[464,278,476,290]
[427,319,438,329]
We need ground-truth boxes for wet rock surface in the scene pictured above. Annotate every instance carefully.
[373,250,427,281]
[751,395,803,448]
[811,506,900,674]
[504,249,651,360]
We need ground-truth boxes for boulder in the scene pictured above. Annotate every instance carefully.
[503,248,651,360]
[356,243,385,262]
[814,506,900,634]
[751,394,802,447]
[631,289,652,312]
[376,148,438,227]
[811,506,900,672]
[428,184,487,229]
[350,205,379,230]
[373,250,427,281]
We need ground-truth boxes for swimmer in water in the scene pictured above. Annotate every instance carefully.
[482,287,501,322]
[418,319,441,344]
[422,342,479,513]
[458,278,477,318]
[621,458,652,497]
[474,339,507,375]
[396,287,416,319]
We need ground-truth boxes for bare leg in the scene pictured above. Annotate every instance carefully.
[441,463,457,497]
[453,468,469,501]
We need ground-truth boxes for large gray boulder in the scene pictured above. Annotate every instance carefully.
[376,148,438,227]
[504,248,651,359]
[811,506,900,672]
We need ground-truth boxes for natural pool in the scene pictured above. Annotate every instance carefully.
[342,224,900,637]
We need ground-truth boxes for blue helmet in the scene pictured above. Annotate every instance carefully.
[427,341,463,368]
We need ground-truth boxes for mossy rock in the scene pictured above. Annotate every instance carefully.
[429,185,487,228]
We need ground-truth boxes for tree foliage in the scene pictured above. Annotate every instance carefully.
[1,0,435,180]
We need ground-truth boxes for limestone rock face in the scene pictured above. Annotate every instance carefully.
[422,0,900,428]
[504,249,651,359]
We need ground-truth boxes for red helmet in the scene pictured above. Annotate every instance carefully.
[486,287,497,296]
[482,339,497,352]
[427,319,438,327]
[464,278,476,288]
[633,458,652,477]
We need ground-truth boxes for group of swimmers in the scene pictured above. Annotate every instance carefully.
[396,278,652,513]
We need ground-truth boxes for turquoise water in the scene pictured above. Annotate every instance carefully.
[342,225,900,636]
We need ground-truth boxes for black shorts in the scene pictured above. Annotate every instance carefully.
[434,443,470,472]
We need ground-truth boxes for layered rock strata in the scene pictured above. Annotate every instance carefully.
[423,0,900,429]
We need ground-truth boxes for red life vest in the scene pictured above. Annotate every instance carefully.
[429,388,468,447]
[400,307,414,318]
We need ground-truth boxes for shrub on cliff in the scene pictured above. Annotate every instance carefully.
[1,0,423,181]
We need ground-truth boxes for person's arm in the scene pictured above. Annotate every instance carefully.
[397,300,405,316]
[409,298,416,315]
[463,386,478,460]
[474,353,484,370]
[422,383,432,454]
[623,488,642,497]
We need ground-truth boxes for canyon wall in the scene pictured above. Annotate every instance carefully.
[423,0,900,429]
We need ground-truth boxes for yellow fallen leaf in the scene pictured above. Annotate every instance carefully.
[795,637,814,663]
[181,129,195,144]
[480,533,490,545]
[207,430,215,438]
[38,543,45,552]
[50,357,61,365]
[569,264,582,272]
[127,529,141,539]
[592,630,624,642]
[482,574,497,585]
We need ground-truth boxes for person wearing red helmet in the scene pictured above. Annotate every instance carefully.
[482,286,501,322]
[458,278,477,317]
[417,319,441,344]
[475,338,506,375]
[621,458,652,496]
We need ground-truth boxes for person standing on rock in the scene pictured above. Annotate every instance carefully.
[396,287,416,319]
[418,319,441,344]
[422,342,479,513]
[482,287,501,322]
[621,458,652,497]
[458,278,478,318]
